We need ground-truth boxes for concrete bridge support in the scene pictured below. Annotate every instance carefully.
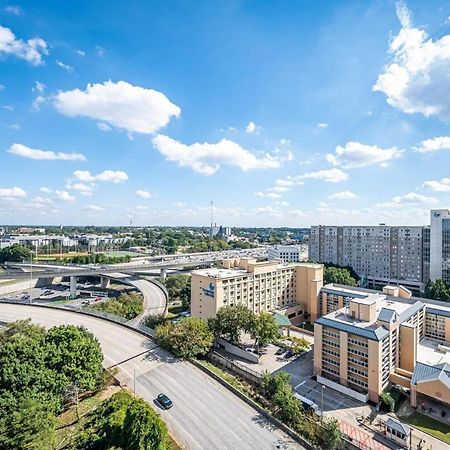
[160,268,167,281]
[101,277,110,289]
[69,276,77,299]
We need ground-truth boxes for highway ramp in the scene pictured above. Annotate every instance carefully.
[0,304,304,450]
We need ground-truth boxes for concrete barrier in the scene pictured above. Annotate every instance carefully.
[0,279,38,296]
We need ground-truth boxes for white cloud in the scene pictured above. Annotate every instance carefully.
[53,80,181,134]
[56,60,73,72]
[97,122,112,132]
[255,191,282,199]
[76,49,85,57]
[0,186,26,198]
[39,187,52,193]
[326,141,403,169]
[9,123,20,130]
[317,122,328,128]
[66,181,95,196]
[54,190,75,202]
[4,5,22,15]
[329,191,357,200]
[135,189,152,199]
[8,143,87,161]
[245,121,262,134]
[32,81,45,93]
[152,134,285,175]
[379,191,438,208]
[299,168,349,183]
[96,45,106,57]
[32,95,46,111]
[0,25,48,65]
[423,178,450,192]
[373,2,450,121]
[413,136,450,153]
[86,204,105,212]
[73,169,128,183]
[174,201,186,208]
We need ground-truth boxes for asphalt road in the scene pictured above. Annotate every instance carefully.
[0,304,304,450]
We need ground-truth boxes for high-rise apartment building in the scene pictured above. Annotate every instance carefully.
[309,225,426,291]
[190,258,323,322]
[267,245,308,263]
[430,209,450,284]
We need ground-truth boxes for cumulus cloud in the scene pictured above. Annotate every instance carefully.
[317,122,328,128]
[326,141,403,169]
[0,186,26,198]
[66,181,95,196]
[73,169,128,183]
[53,80,181,134]
[32,95,46,111]
[373,2,450,121]
[8,143,86,161]
[299,168,349,183]
[329,191,357,200]
[379,191,438,208]
[413,136,450,153]
[39,187,52,193]
[423,178,450,192]
[32,81,45,93]
[135,189,152,199]
[245,121,262,134]
[152,134,286,175]
[54,190,75,202]
[0,25,48,65]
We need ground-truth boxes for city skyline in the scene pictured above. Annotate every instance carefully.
[1,0,450,226]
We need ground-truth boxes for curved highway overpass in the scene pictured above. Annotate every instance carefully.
[0,303,302,450]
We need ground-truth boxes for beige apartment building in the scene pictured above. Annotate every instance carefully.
[190,258,323,322]
[314,284,450,406]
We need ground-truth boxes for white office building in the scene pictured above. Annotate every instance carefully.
[430,209,450,284]
[268,245,308,263]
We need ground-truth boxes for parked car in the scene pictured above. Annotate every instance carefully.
[245,347,257,354]
[157,393,173,409]
[275,348,286,356]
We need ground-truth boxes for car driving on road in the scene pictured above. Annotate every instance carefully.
[157,393,173,409]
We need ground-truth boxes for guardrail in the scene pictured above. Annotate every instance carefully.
[0,298,155,338]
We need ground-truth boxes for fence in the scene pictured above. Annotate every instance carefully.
[207,351,263,385]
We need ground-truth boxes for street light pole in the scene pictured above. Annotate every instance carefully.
[321,385,325,421]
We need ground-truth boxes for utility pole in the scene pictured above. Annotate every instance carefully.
[321,385,325,422]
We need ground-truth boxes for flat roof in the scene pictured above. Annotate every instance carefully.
[416,338,450,367]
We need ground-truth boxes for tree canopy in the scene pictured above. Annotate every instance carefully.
[425,279,450,301]
[324,266,357,286]
[0,243,32,263]
[155,317,213,358]
[251,312,280,348]
[91,292,144,319]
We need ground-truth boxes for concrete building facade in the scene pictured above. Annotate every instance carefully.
[314,283,450,406]
[190,258,323,323]
[267,245,308,263]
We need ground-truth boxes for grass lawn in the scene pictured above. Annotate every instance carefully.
[402,412,450,445]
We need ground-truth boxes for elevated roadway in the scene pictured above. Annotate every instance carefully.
[0,303,302,450]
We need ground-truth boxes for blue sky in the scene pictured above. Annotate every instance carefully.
[0,0,449,227]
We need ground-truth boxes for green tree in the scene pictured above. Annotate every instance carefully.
[425,279,450,301]
[123,398,168,450]
[320,418,342,450]
[156,317,213,358]
[142,314,166,328]
[0,396,57,450]
[92,292,143,319]
[380,391,395,412]
[272,383,301,425]
[208,304,255,345]
[0,243,32,263]
[262,371,291,398]
[251,312,279,349]
[324,266,356,286]
[44,325,103,392]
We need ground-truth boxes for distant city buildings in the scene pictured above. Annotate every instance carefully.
[268,244,308,263]
[308,209,450,292]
